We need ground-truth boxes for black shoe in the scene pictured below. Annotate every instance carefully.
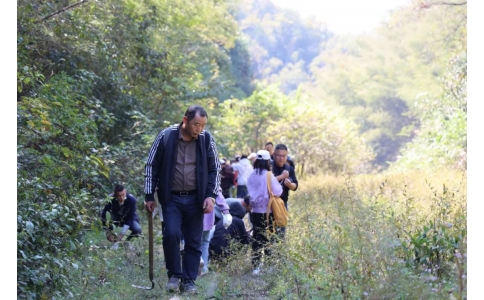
[180,281,198,294]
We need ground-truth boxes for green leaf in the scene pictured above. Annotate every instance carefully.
[61,147,70,158]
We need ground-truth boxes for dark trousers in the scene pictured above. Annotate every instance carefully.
[162,193,203,283]
[250,212,275,268]
[109,213,142,241]
[221,187,231,199]
[236,185,248,198]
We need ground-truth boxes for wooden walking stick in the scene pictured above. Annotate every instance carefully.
[132,209,155,290]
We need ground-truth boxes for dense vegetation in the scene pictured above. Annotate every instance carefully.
[17,0,466,299]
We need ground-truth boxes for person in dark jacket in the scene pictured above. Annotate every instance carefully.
[265,141,295,169]
[144,105,221,294]
[208,216,250,260]
[101,184,141,241]
[271,144,298,239]
[220,160,235,198]
[209,195,251,260]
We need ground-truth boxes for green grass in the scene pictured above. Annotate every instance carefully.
[61,170,466,299]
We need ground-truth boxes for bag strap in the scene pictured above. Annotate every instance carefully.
[266,171,273,196]
[266,172,274,224]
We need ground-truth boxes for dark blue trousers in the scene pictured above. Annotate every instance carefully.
[162,193,204,283]
[236,185,248,198]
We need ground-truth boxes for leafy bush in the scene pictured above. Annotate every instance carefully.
[17,73,112,299]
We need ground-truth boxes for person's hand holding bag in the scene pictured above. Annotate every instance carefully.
[222,213,233,229]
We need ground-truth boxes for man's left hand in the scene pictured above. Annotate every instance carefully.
[203,197,214,213]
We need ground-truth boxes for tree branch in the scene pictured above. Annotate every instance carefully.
[37,0,90,23]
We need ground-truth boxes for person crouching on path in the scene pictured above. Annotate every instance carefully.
[246,150,282,275]
[143,105,221,294]
[101,184,142,241]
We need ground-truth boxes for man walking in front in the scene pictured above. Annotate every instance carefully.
[144,105,221,294]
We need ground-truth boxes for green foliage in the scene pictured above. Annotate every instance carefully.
[306,3,466,169]
[17,72,113,299]
[266,92,375,176]
[17,0,241,296]
[236,0,329,93]
[213,85,373,177]
[390,52,467,171]
[270,171,467,299]
[213,85,288,156]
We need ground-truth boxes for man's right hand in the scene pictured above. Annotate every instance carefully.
[145,200,155,212]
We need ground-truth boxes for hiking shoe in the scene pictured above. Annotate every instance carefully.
[181,282,198,294]
[198,257,205,276]
[200,267,209,276]
[166,277,179,292]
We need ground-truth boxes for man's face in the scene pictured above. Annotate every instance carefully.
[274,149,288,167]
[115,189,127,203]
[265,144,274,155]
[182,113,207,139]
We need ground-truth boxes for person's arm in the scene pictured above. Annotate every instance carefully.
[101,202,111,225]
[274,170,289,181]
[216,191,233,229]
[123,195,137,225]
[144,129,166,211]
[205,133,221,200]
[270,173,283,197]
[283,166,298,191]
[215,192,230,214]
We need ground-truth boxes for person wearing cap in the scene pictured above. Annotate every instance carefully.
[246,150,283,275]
[143,105,221,294]
[247,152,257,164]
[232,154,253,198]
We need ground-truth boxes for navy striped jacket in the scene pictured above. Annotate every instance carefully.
[144,124,221,208]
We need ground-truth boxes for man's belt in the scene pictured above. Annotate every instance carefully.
[171,190,197,196]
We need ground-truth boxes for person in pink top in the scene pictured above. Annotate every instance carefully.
[246,149,283,275]
[199,189,232,276]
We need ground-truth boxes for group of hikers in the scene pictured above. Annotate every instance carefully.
[100,105,298,294]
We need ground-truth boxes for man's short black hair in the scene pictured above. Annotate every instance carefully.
[265,141,274,147]
[275,144,288,151]
[184,105,208,122]
[241,154,248,159]
[114,184,125,194]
